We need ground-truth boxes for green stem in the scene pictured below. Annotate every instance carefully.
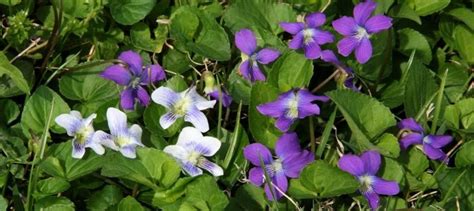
[316,108,337,158]
[216,77,223,139]
[223,101,242,169]
[430,68,448,134]
[415,90,439,122]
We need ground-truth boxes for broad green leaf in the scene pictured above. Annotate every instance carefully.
[398,28,432,64]
[441,63,470,103]
[0,60,34,98]
[299,161,359,198]
[403,60,437,119]
[87,185,123,211]
[399,148,428,177]
[406,0,450,16]
[249,82,282,148]
[444,98,474,132]
[436,167,474,210]
[152,178,194,207]
[269,51,313,92]
[455,141,474,167]
[0,52,30,94]
[101,148,181,189]
[228,184,266,210]
[453,25,474,64]
[447,8,474,31]
[35,196,75,211]
[228,68,252,105]
[109,0,156,25]
[36,177,70,197]
[21,86,70,135]
[170,6,230,61]
[0,99,19,124]
[131,22,168,53]
[390,4,421,24]
[326,90,396,154]
[0,196,6,211]
[181,175,229,210]
[117,196,144,211]
[379,157,405,184]
[288,178,318,199]
[375,133,400,158]
[163,49,191,74]
[0,0,21,6]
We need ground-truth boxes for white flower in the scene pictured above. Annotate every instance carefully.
[164,127,223,177]
[92,107,144,159]
[55,111,103,159]
[151,86,216,132]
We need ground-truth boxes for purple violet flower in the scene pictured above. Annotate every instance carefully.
[338,150,400,210]
[332,1,392,64]
[280,12,334,59]
[320,50,360,91]
[257,89,329,132]
[244,132,314,200]
[101,50,165,110]
[398,118,453,161]
[235,29,280,82]
[202,71,233,107]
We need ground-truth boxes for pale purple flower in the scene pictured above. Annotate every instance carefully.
[257,89,329,132]
[398,118,453,161]
[164,127,223,177]
[55,111,103,159]
[244,133,314,200]
[151,86,216,132]
[320,50,360,91]
[92,108,144,159]
[235,29,280,82]
[101,50,165,110]
[332,1,392,63]
[280,12,334,59]
[338,150,400,210]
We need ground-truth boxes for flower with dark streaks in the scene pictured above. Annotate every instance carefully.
[244,133,314,200]
[338,150,399,210]
[101,50,165,110]
[235,29,280,82]
[257,89,329,132]
[332,1,392,63]
[398,118,452,161]
[280,12,334,59]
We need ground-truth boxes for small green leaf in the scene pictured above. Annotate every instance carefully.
[117,196,144,211]
[398,28,432,64]
[406,0,450,16]
[0,52,30,94]
[87,185,123,211]
[403,60,438,119]
[131,22,168,53]
[453,25,474,64]
[375,133,401,158]
[36,177,70,197]
[455,141,474,167]
[399,148,428,177]
[35,196,75,211]
[447,8,474,31]
[109,0,156,25]
[229,184,266,210]
[0,99,20,124]
[437,167,473,210]
[269,51,313,92]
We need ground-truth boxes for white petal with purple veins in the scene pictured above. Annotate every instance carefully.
[151,86,181,109]
[93,130,119,151]
[159,112,180,129]
[198,158,223,176]
[129,124,143,142]
[106,108,128,136]
[184,108,210,132]
[176,127,204,147]
[55,112,82,136]
[120,145,138,159]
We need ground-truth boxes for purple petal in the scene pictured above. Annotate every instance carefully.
[141,64,165,84]
[353,1,377,25]
[243,143,273,166]
[338,154,365,176]
[297,89,330,103]
[372,177,400,195]
[313,30,334,45]
[256,48,280,64]
[289,32,304,49]
[275,116,294,132]
[182,162,203,177]
[279,22,304,34]
[120,88,135,110]
[249,167,264,186]
[118,50,143,75]
[275,132,302,160]
[159,112,179,129]
[209,90,232,108]
[423,144,447,160]
[297,102,320,118]
[184,107,209,132]
[332,16,357,36]
[337,37,359,57]
[304,41,322,59]
[364,15,392,34]
[360,150,381,175]
[363,191,380,210]
[355,38,372,64]
[246,63,265,82]
[72,142,86,159]
[256,94,290,118]
[321,50,340,64]
[136,86,150,107]
[265,173,288,201]
[235,29,257,55]
[101,65,132,86]
[305,12,326,28]
[425,135,452,149]
[398,118,424,132]
[282,151,314,178]
[400,133,423,149]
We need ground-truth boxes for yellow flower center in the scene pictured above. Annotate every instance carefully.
[173,97,191,116]
[75,125,94,144]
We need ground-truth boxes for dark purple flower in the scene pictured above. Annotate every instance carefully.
[320,50,360,91]
[398,118,453,161]
[257,89,329,132]
[208,89,232,108]
[235,29,280,82]
[244,133,314,200]
[101,50,165,110]
[280,12,334,59]
[332,1,392,64]
[338,150,399,210]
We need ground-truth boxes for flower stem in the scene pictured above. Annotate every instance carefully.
[311,69,340,93]
[430,68,448,134]
[316,107,337,158]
